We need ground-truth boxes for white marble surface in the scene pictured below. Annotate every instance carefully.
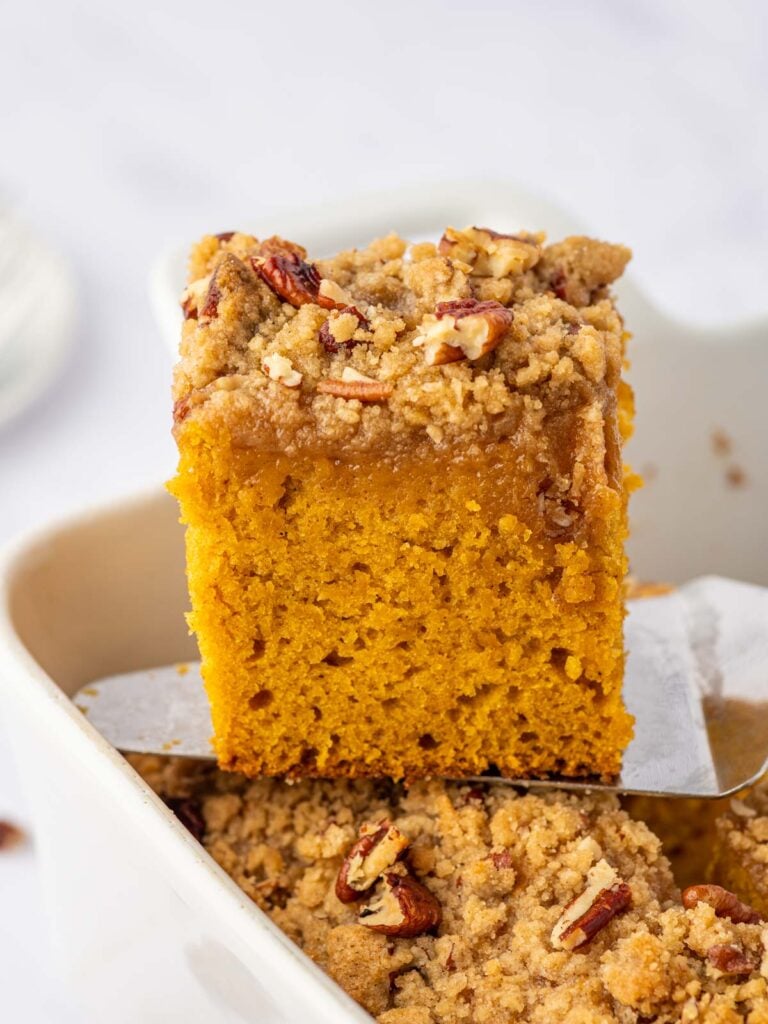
[0,0,766,1019]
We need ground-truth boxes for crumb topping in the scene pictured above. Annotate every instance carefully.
[132,758,768,1023]
[173,228,630,455]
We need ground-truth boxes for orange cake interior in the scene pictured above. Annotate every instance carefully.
[171,226,635,779]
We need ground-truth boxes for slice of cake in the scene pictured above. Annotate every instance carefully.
[170,225,635,779]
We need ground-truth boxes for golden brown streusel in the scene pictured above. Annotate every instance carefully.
[711,787,768,920]
[131,756,768,1023]
[173,229,629,455]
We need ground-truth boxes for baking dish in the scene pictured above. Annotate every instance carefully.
[0,490,370,1023]
[1,184,766,1021]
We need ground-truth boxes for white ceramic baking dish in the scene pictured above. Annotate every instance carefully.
[1,184,766,1021]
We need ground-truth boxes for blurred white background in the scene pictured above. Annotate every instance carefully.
[0,0,766,1018]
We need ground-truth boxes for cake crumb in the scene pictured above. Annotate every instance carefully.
[0,820,25,851]
[725,464,748,489]
[711,429,732,456]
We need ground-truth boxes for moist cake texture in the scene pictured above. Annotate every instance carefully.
[171,226,635,779]
[133,756,768,1023]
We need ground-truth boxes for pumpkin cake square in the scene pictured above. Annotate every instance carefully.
[170,225,635,780]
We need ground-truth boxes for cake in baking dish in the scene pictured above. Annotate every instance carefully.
[133,755,768,1024]
[170,224,635,779]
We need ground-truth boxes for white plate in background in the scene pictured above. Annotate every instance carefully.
[149,181,768,585]
[0,208,77,429]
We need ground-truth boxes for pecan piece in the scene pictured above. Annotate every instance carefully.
[199,276,222,321]
[413,298,513,366]
[359,872,442,937]
[173,396,191,424]
[707,943,756,975]
[257,236,307,260]
[251,251,324,307]
[172,388,208,425]
[319,307,370,353]
[438,225,541,277]
[214,231,235,242]
[179,277,212,321]
[335,820,410,903]
[551,860,632,951]
[489,850,514,870]
[180,294,198,320]
[164,798,206,844]
[249,248,346,315]
[317,367,392,402]
[682,884,762,924]
[262,353,302,388]
[0,820,24,851]
[550,268,569,302]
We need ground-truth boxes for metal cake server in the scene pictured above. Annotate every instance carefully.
[74,576,768,799]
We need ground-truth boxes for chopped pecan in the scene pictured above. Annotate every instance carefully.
[262,353,302,388]
[551,860,631,951]
[335,820,410,903]
[682,884,762,924]
[436,298,511,323]
[413,298,513,366]
[164,798,206,844]
[214,231,235,242]
[172,388,210,426]
[318,278,354,307]
[317,367,392,402]
[707,943,756,975]
[489,850,514,870]
[173,396,191,424]
[0,820,24,851]
[199,276,222,321]
[179,277,212,321]
[730,797,757,819]
[319,307,370,353]
[257,236,307,259]
[550,268,569,302]
[251,238,366,319]
[251,251,324,307]
[359,872,442,937]
[438,225,541,277]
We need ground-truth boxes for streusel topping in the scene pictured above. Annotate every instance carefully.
[173,228,630,455]
[131,757,768,1024]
